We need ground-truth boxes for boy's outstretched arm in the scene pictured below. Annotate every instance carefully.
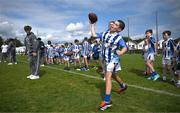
[90,23,97,37]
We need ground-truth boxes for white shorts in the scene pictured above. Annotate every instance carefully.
[162,58,172,65]
[64,56,69,61]
[147,53,155,61]
[74,54,80,59]
[105,62,121,73]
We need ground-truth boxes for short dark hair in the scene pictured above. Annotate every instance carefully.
[74,39,79,43]
[163,30,171,36]
[24,25,32,31]
[84,37,88,41]
[145,29,153,34]
[48,40,51,45]
[64,42,68,46]
[37,37,41,40]
[117,20,125,31]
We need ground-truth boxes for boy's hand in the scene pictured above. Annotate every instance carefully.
[32,52,37,56]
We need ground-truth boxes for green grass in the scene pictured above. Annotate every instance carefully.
[0,54,180,112]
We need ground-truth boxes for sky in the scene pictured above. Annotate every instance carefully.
[0,0,180,43]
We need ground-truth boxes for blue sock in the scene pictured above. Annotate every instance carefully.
[120,83,124,88]
[104,94,111,103]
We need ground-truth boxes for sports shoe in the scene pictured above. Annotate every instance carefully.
[81,67,86,71]
[99,101,112,111]
[117,84,128,94]
[147,75,154,80]
[30,75,39,80]
[14,62,17,64]
[8,63,13,65]
[40,64,45,67]
[76,68,81,71]
[153,74,160,81]
[27,74,34,79]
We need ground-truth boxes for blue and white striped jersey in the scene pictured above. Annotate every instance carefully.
[82,41,92,56]
[147,36,156,54]
[96,31,127,63]
[64,47,72,55]
[72,44,82,53]
[58,47,64,53]
[177,44,180,62]
[47,46,54,55]
[162,38,175,59]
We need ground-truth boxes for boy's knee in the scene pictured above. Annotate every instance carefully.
[106,72,112,79]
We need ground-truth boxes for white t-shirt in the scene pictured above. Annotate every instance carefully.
[1,45,8,53]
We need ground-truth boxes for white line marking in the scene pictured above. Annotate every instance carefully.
[44,65,180,97]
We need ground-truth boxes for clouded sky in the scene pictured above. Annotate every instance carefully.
[0,0,180,43]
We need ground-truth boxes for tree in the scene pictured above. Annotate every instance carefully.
[0,36,4,47]
[14,38,23,47]
[0,36,4,52]
[5,38,23,47]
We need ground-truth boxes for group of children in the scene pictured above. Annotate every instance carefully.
[142,29,180,88]
[42,37,101,71]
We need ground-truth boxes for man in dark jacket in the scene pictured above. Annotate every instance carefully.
[7,39,17,65]
[24,25,40,80]
[37,37,45,66]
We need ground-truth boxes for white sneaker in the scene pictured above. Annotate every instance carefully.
[0,61,1,63]
[14,62,17,64]
[162,76,166,81]
[76,68,81,71]
[40,64,45,67]
[30,75,39,80]
[8,63,13,65]
[103,77,106,81]
[27,74,34,79]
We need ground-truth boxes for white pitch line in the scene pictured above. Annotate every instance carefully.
[44,65,180,97]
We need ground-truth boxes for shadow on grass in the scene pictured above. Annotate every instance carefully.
[129,68,145,77]
[95,82,105,100]
[40,69,46,77]
[83,79,105,100]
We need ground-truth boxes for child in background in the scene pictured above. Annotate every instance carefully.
[176,39,180,88]
[47,45,54,64]
[82,37,92,71]
[92,40,100,69]
[145,29,160,81]
[64,43,72,70]
[143,38,151,75]
[162,31,175,82]
[59,45,64,64]
[73,39,82,70]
